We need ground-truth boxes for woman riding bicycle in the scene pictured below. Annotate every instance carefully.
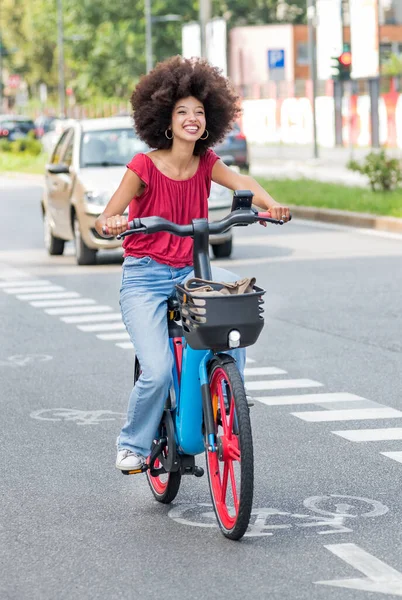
[95,56,290,472]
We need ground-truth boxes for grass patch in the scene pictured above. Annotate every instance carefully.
[0,152,47,175]
[256,177,402,218]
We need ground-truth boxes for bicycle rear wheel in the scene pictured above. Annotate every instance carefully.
[206,357,254,540]
[132,357,181,503]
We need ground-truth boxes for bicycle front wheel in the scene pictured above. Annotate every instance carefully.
[206,357,254,540]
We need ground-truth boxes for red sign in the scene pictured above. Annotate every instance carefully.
[8,74,21,89]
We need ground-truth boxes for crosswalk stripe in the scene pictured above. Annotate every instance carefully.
[97,332,130,341]
[332,428,402,442]
[45,305,113,315]
[116,342,134,349]
[254,392,367,407]
[4,285,65,294]
[17,291,80,301]
[292,407,402,422]
[31,298,96,308]
[246,379,322,391]
[0,280,51,288]
[61,313,122,324]
[244,367,286,376]
[78,322,126,332]
[381,452,402,464]
[246,357,256,364]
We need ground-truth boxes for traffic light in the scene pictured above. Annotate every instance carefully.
[332,46,352,81]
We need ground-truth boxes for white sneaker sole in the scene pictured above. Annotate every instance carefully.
[116,461,145,471]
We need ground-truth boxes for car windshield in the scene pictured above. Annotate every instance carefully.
[80,129,148,168]
[1,120,34,129]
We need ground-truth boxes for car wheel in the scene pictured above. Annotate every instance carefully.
[73,214,97,266]
[211,238,232,259]
[43,210,65,255]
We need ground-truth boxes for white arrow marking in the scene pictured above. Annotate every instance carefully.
[316,543,402,595]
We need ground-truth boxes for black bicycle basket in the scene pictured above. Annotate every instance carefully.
[176,281,265,351]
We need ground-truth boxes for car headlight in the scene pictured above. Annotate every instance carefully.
[84,191,111,214]
[208,183,232,207]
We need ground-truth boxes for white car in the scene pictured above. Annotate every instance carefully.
[42,117,234,265]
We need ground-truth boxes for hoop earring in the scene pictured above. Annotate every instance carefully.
[165,129,173,140]
[200,130,209,140]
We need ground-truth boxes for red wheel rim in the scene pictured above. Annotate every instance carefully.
[147,453,169,495]
[207,367,241,530]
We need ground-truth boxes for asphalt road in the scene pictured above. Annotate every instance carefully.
[1,178,402,600]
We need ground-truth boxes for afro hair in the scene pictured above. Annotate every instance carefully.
[131,56,241,155]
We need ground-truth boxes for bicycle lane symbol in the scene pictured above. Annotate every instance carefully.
[0,354,53,367]
[168,495,389,537]
[30,408,126,426]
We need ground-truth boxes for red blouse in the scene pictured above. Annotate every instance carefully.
[123,150,220,267]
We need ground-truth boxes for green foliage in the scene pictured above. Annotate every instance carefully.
[347,151,402,192]
[2,0,306,102]
[255,177,402,218]
[382,53,402,76]
[9,138,43,155]
[0,139,12,152]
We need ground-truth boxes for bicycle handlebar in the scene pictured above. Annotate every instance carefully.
[115,209,291,240]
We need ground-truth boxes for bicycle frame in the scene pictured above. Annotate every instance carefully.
[169,337,209,456]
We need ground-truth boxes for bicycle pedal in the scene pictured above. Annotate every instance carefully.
[121,464,149,476]
[193,466,204,478]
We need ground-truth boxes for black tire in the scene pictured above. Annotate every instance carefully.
[43,210,65,255]
[211,238,232,259]
[132,358,181,503]
[73,213,97,266]
[206,357,254,540]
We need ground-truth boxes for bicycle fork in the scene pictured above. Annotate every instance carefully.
[200,351,217,452]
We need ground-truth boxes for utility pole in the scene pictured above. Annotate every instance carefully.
[199,0,211,59]
[56,0,65,116]
[145,0,153,72]
[307,0,319,159]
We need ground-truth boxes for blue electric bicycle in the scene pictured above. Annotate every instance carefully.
[118,191,289,540]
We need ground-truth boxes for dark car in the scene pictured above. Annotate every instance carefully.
[34,116,59,138]
[0,117,37,141]
[214,123,249,172]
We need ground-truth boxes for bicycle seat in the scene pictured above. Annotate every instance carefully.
[167,296,180,312]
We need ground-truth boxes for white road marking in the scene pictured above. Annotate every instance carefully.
[97,332,130,341]
[61,313,122,324]
[381,451,402,464]
[292,407,402,422]
[30,298,96,308]
[316,543,402,595]
[116,342,133,349]
[246,379,323,391]
[0,279,51,288]
[246,357,256,364]
[45,305,113,315]
[255,392,366,407]
[4,285,65,294]
[244,367,287,376]
[77,322,126,332]
[17,291,80,301]
[332,427,402,442]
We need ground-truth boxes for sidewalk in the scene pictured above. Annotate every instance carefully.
[249,144,402,187]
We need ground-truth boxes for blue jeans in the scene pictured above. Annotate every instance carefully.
[117,256,246,456]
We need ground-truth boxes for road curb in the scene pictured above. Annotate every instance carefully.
[289,205,402,234]
[2,172,45,183]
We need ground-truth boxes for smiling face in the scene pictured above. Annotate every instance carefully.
[170,96,206,143]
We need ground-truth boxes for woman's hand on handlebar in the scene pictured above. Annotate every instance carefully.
[267,204,291,222]
[95,214,128,237]
[258,204,290,227]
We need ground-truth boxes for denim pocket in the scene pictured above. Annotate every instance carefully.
[122,256,153,282]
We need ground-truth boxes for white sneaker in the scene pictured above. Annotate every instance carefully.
[116,449,145,471]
